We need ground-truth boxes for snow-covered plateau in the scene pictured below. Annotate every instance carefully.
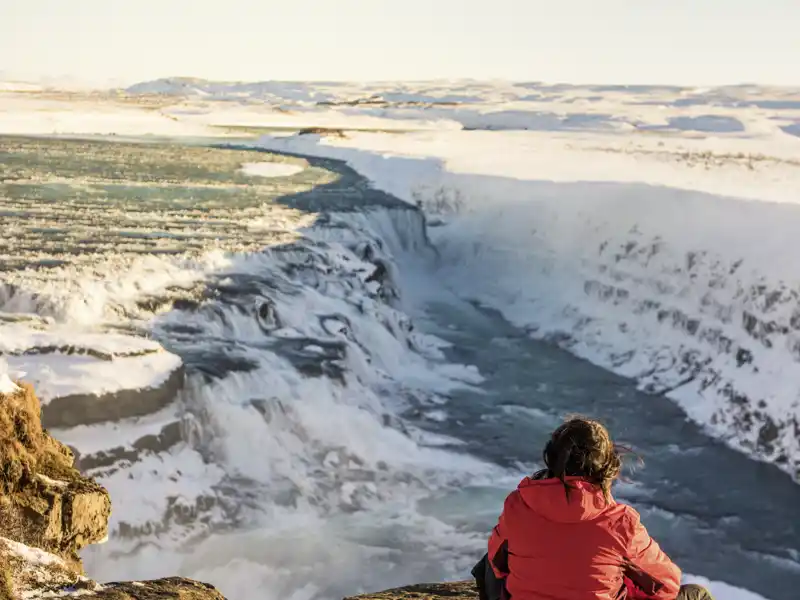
[0,79,798,600]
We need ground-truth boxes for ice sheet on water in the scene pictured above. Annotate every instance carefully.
[239,162,305,178]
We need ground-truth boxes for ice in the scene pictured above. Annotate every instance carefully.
[240,162,304,178]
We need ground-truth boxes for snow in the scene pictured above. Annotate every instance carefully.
[6,351,182,403]
[1,536,74,599]
[0,536,106,599]
[0,357,20,394]
[1,537,64,567]
[0,81,43,92]
[0,326,166,358]
[51,404,180,455]
[35,474,68,488]
[1,325,182,404]
[0,96,218,137]
[240,162,304,178]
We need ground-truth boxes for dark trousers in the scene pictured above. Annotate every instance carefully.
[472,554,716,600]
[677,584,715,600]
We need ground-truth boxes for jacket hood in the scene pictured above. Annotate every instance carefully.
[517,476,616,523]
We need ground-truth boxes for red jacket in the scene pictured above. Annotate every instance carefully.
[488,476,681,600]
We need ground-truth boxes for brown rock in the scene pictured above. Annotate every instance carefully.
[92,577,226,600]
[0,384,110,568]
[346,581,477,600]
[1,382,225,599]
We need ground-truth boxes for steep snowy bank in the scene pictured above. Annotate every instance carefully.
[256,131,800,481]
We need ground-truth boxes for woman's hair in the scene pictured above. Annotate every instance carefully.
[540,416,633,503]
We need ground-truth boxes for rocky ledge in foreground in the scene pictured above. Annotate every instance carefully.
[0,380,225,600]
[346,582,477,600]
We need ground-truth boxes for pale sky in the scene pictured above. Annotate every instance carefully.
[2,0,798,86]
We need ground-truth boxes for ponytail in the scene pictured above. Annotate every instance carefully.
[542,416,633,504]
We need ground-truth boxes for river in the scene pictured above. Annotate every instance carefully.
[403,271,800,600]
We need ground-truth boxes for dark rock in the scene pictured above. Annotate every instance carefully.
[298,127,347,138]
[75,421,184,473]
[735,347,753,367]
[757,418,781,453]
[0,383,110,568]
[346,581,477,600]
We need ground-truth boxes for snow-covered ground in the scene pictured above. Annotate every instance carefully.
[1,324,182,406]
[2,79,799,600]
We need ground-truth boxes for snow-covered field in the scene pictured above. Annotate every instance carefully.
[1,78,798,600]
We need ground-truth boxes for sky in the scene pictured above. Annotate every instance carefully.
[2,0,799,87]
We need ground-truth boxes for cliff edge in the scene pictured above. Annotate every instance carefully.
[0,380,225,600]
[345,582,477,600]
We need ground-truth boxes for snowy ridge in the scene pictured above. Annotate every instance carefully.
[4,79,799,140]
[120,78,800,139]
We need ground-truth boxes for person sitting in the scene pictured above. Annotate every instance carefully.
[474,417,714,600]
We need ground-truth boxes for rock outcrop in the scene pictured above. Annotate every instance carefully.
[346,581,477,600]
[0,381,225,600]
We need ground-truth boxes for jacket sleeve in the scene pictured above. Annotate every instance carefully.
[622,509,681,600]
[488,494,513,579]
